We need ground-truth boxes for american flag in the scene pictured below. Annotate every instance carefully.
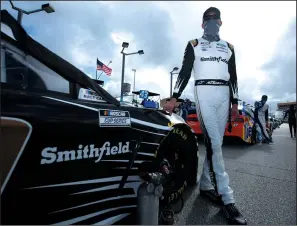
[97,59,112,76]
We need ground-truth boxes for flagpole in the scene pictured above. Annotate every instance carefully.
[97,60,112,80]
[95,58,98,79]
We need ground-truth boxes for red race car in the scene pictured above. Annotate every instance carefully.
[186,105,257,144]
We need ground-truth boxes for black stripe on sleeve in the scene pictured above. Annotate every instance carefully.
[172,42,195,99]
[227,42,239,105]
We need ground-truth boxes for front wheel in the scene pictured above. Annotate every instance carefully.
[170,124,199,186]
[155,124,199,187]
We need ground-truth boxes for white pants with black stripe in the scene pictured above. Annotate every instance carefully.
[256,115,271,142]
[194,85,235,205]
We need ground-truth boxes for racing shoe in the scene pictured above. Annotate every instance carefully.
[263,138,273,144]
[160,209,175,225]
[200,189,223,205]
[223,203,247,225]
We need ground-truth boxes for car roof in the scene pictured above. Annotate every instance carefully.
[0,10,120,106]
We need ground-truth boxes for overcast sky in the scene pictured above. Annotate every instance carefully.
[1,1,296,112]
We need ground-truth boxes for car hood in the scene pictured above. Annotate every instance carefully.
[117,103,186,128]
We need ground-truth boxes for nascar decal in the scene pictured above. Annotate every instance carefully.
[78,88,104,102]
[40,141,131,165]
[99,109,131,127]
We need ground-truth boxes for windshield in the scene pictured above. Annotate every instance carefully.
[0,10,120,106]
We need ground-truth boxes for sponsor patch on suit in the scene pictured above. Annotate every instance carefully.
[217,49,228,53]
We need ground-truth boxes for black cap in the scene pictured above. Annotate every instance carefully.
[203,7,221,22]
[261,95,268,100]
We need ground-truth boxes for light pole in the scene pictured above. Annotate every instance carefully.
[132,69,136,102]
[9,0,55,25]
[120,42,144,102]
[170,67,179,97]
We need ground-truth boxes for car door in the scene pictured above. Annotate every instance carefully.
[1,43,140,225]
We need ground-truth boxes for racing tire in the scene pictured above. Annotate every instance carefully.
[156,124,198,186]
[172,124,198,186]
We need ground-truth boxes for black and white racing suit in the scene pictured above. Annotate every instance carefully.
[254,101,271,142]
[284,108,296,137]
[172,38,239,205]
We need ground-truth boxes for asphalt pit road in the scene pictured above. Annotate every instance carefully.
[185,196,226,225]
[234,167,249,174]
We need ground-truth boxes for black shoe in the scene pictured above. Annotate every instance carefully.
[223,203,247,225]
[160,209,174,225]
[200,189,224,205]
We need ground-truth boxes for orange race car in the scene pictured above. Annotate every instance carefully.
[186,106,257,144]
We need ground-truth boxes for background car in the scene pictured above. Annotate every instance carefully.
[269,117,278,130]
[187,105,256,144]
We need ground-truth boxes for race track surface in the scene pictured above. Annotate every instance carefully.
[175,123,296,225]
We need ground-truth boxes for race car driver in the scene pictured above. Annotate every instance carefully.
[284,104,296,138]
[163,7,247,225]
[254,95,273,144]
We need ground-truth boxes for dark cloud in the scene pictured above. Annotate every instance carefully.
[259,18,296,100]
[2,1,295,112]
[1,1,175,69]
[107,2,175,67]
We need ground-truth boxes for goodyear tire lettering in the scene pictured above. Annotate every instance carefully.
[172,128,187,140]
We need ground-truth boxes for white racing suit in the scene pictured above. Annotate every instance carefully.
[254,101,271,142]
[255,123,263,142]
[172,38,239,205]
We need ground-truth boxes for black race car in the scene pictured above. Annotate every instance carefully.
[0,10,199,225]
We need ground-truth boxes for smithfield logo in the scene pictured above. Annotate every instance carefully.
[200,56,228,64]
[40,142,130,165]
